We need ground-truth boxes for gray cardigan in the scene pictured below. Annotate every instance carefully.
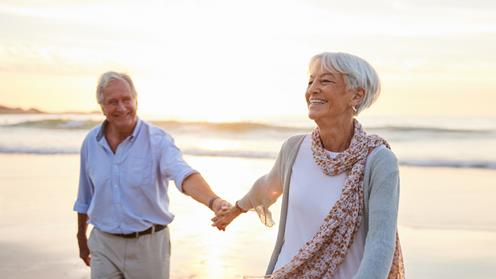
[238,135,400,279]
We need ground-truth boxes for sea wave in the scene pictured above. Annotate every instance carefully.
[7,119,99,130]
[183,149,276,159]
[367,125,494,134]
[4,119,305,133]
[400,223,496,233]
[1,145,495,170]
[4,118,495,135]
[0,146,76,155]
[400,159,496,169]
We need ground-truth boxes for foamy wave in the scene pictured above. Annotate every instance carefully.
[183,149,276,159]
[1,145,495,170]
[8,119,98,130]
[400,223,496,232]
[401,159,496,169]
[0,146,78,155]
[5,118,495,135]
[367,126,494,134]
[4,119,305,133]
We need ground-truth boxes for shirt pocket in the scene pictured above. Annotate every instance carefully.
[88,166,110,188]
[125,157,153,187]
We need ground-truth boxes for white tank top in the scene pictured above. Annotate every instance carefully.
[273,135,366,278]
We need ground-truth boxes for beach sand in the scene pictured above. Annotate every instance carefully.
[0,154,495,278]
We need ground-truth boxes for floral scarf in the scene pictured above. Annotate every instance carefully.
[271,120,404,279]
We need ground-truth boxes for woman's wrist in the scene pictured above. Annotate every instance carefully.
[235,201,247,213]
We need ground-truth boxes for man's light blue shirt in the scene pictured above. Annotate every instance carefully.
[73,119,197,234]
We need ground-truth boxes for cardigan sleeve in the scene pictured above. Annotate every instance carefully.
[237,139,288,227]
[353,148,400,279]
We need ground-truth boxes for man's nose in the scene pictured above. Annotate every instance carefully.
[116,100,126,111]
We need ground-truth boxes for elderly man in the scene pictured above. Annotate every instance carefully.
[74,71,229,279]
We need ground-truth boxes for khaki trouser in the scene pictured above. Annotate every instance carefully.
[88,227,171,279]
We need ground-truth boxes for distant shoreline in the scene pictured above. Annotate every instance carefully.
[0,105,45,114]
[0,104,98,115]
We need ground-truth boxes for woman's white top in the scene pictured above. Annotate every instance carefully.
[273,135,366,278]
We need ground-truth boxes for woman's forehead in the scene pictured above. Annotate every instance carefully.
[309,67,340,78]
[309,60,340,75]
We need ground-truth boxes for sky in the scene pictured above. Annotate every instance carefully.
[0,0,495,121]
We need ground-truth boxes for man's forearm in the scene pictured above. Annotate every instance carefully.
[77,213,89,237]
[76,213,91,266]
[182,173,218,207]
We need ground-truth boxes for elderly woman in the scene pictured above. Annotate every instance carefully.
[213,52,404,278]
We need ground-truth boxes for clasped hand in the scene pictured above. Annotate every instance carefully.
[210,199,244,231]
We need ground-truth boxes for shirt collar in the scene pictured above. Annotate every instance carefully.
[96,117,142,142]
[129,118,142,141]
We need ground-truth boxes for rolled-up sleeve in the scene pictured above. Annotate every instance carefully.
[159,134,198,193]
[73,139,94,213]
[238,139,287,227]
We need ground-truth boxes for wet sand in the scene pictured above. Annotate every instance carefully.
[0,154,495,278]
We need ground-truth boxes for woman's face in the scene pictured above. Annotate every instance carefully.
[305,62,356,122]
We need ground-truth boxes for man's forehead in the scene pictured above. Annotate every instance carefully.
[103,79,132,93]
[107,78,130,88]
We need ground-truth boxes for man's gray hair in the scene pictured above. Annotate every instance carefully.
[309,52,381,115]
[96,71,137,104]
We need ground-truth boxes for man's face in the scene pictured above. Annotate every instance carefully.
[100,79,137,132]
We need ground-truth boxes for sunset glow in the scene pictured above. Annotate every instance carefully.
[1,0,495,120]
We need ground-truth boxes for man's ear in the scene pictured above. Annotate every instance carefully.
[100,104,106,116]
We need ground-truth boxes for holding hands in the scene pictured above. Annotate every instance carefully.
[211,201,247,231]
[209,197,232,216]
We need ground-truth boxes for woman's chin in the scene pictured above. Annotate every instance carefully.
[308,112,322,122]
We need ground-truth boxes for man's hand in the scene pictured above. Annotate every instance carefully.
[211,198,232,231]
[211,202,245,231]
[76,213,90,266]
[77,233,91,266]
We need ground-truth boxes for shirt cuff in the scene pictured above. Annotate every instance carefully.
[73,201,89,213]
[237,197,252,211]
[175,169,199,193]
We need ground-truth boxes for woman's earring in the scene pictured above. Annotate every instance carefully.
[352,106,357,113]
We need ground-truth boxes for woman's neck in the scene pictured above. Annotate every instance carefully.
[316,117,355,152]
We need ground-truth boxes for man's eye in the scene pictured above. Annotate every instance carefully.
[307,80,313,86]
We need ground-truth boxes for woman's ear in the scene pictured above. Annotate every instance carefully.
[351,88,365,107]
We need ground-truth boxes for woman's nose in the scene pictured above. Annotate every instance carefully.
[308,81,319,94]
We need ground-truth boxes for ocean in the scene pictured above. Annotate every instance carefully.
[1,113,495,170]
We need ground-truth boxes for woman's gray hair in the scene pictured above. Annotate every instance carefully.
[96,71,137,104]
[309,52,381,115]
